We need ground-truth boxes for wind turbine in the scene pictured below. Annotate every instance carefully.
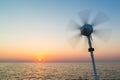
[69,10,109,80]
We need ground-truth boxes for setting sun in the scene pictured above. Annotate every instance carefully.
[38,58,42,62]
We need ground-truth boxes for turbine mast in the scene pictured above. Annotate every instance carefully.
[87,36,99,80]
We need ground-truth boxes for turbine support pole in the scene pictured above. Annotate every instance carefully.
[87,36,99,80]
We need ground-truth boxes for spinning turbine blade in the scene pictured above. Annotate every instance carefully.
[69,33,82,47]
[92,12,109,26]
[68,20,82,31]
[79,9,91,24]
[93,28,112,41]
[82,36,89,50]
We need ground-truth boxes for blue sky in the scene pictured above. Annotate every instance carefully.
[0,0,120,61]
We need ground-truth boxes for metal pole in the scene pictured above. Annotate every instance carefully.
[87,36,99,80]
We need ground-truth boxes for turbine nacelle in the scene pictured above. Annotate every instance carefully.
[81,24,93,36]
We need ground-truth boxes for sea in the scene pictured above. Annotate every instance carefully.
[0,62,120,80]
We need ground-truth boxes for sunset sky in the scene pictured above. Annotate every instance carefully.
[0,0,120,62]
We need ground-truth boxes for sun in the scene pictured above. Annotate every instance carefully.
[38,58,42,62]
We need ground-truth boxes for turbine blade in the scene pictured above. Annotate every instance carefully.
[82,36,88,50]
[68,20,82,31]
[93,28,112,42]
[92,12,109,27]
[79,9,91,24]
[90,35,97,49]
[69,33,82,47]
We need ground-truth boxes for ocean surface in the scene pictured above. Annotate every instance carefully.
[0,62,120,80]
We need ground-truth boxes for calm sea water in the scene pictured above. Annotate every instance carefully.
[0,62,120,80]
